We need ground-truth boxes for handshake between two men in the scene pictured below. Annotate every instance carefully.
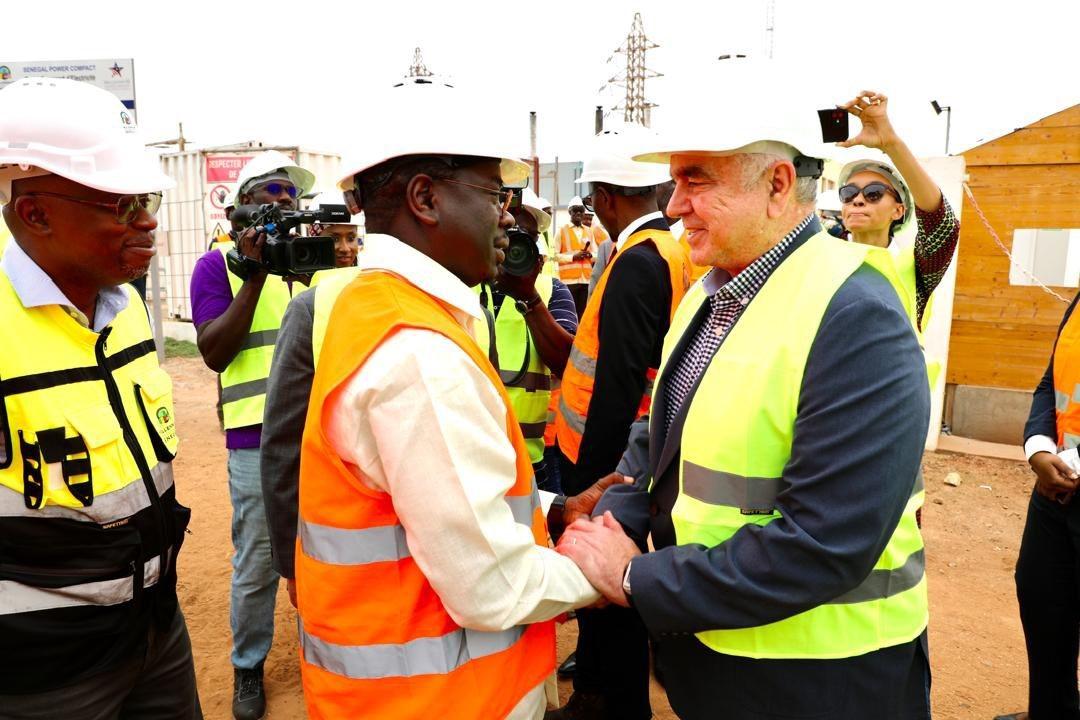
[549,472,641,609]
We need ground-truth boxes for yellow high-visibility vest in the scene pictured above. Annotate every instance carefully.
[662,231,928,659]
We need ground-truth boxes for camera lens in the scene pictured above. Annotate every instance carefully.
[502,228,539,277]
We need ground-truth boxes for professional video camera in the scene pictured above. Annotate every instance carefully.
[226,203,349,277]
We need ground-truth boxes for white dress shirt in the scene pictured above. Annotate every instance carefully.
[1,240,131,331]
[615,210,665,253]
[326,234,598,719]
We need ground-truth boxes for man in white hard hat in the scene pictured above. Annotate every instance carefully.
[0,78,201,718]
[555,195,595,316]
[476,186,580,493]
[188,149,316,720]
[557,75,932,719]
[292,79,622,719]
[549,130,687,720]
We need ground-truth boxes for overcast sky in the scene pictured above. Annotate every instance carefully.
[3,0,1076,164]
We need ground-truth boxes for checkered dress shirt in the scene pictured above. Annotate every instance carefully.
[663,214,815,433]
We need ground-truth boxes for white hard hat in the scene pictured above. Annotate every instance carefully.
[308,191,362,225]
[568,195,585,209]
[336,80,529,190]
[0,78,175,203]
[234,150,316,201]
[576,129,672,188]
[633,63,832,172]
[537,196,552,209]
[838,159,914,230]
[520,186,551,233]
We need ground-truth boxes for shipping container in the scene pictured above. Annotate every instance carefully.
[156,142,341,321]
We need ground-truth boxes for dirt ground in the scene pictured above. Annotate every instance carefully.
[167,356,1031,719]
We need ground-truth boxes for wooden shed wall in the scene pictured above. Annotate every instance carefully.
[947,105,1080,391]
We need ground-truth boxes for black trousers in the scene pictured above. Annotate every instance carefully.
[1016,490,1080,719]
[0,608,202,720]
[573,605,652,719]
[567,282,589,320]
[654,632,931,720]
[559,452,652,719]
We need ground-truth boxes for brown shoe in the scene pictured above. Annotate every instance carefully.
[544,691,606,720]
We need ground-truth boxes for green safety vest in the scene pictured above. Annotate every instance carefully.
[887,243,943,391]
[215,244,296,429]
[310,266,362,367]
[660,231,928,660]
[474,276,555,464]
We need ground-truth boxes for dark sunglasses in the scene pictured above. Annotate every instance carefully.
[249,181,299,199]
[580,196,594,212]
[24,191,163,224]
[838,182,902,205]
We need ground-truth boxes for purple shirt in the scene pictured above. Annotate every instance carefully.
[189,248,262,449]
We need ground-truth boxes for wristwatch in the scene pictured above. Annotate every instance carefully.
[547,494,568,543]
[622,560,633,599]
[515,294,543,315]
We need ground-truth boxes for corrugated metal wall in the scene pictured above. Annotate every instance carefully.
[156,146,341,321]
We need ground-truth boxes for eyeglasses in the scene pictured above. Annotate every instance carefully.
[24,191,163,224]
[580,196,594,212]
[436,178,515,212]
[838,182,902,205]
[249,181,299,199]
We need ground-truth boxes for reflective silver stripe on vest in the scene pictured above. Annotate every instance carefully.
[519,421,547,439]
[682,462,785,514]
[1073,383,1080,404]
[567,346,597,379]
[300,493,539,567]
[1060,389,1073,412]
[0,556,160,616]
[500,371,552,392]
[827,549,925,605]
[300,620,527,680]
[0,461,174,523]
[1066,433,1080,450]
[240,329,280,351]
[220,377,268,404]
[506,491,541,527]
[683,463,925,515]
[300,520,411,565]
[557,393,587,435]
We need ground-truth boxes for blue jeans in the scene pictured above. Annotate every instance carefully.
[227,448,279,670]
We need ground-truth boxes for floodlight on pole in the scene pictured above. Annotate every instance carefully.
[931,100,952,155]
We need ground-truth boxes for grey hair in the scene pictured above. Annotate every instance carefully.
[737,153,818,206]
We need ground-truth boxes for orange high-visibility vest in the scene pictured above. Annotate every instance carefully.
[1054,305,1080,449]
[556,223,688,463]
[295,270,556,720]
[557,223,594,284]
[677,228,711,284]
[545,380,561,448]
[590,223,611,246]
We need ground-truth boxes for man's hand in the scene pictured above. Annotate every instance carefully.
[236,227,269,281]
[564,472,633,525]
[837,90,899,151]
[494,259,542,303]
[557,512,640,607]
[573,250,592,262]
[1031,451,1079,504]
[286,578,298,608]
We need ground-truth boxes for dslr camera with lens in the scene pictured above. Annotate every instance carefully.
[501,226,540,277]
[226,202,348,277]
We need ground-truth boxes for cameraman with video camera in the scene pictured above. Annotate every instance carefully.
[478,187,579,492]
[189,150,317,720]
